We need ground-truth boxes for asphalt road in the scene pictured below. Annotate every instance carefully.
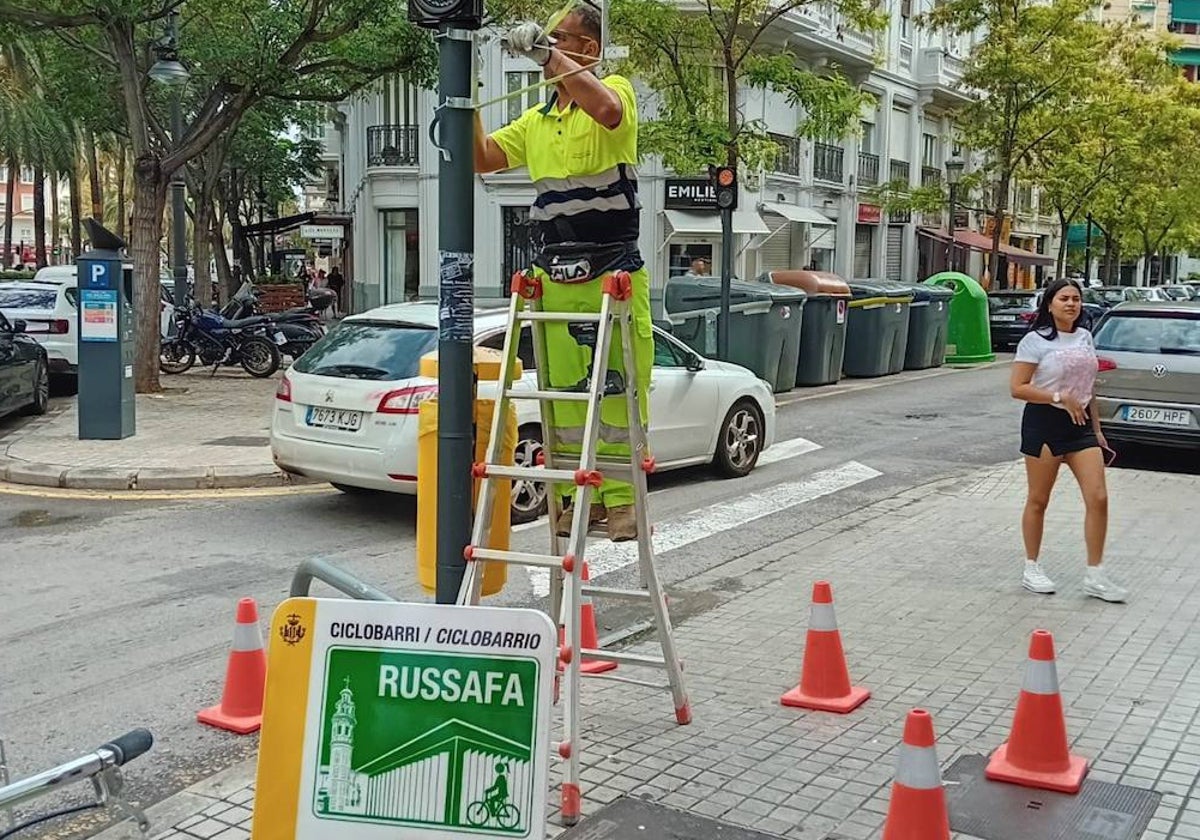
[1,362,1195,838]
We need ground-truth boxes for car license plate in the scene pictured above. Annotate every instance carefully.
[1122,406,1191,426]
[990,315,1016,322]
[306,406,363,430]
[273,331,287,345]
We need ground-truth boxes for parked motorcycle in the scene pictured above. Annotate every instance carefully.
[160,299,284,378]
[220,283,328,360]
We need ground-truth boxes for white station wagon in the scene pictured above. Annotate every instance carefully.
[270,303,777,521]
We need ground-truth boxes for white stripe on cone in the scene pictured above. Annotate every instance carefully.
[895,744,942,790]
[232,621,264,652]
[809,603,838,631]
[1023,659,1059,695]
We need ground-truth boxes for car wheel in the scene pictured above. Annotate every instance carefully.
[511,425,548,524]
[713,399,764,478]
[331,483,378,495]
[21,358,50,416]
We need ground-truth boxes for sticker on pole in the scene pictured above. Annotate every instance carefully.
[836,299,847,324]
[252,598,555,840]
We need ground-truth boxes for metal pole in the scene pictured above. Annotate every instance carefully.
[718,208,732,360]
[170,92,188,310]
[1084,211,1093,282]
[947,183,957,273]
[434,26,476,604]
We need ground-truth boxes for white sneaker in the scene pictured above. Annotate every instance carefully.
[1084,568,1128,603]
[1022,562,1056,594]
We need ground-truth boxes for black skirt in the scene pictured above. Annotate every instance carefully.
[1020,403,1098,458]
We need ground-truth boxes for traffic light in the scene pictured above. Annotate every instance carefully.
[710,165,737,210]
[407,0,483,30]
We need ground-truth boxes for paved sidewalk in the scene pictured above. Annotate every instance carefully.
[89,458,1200,839]
[0,372,298,490]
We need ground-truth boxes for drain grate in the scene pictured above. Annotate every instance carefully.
[204,436,270,447]
[945,754,1160,840]
[558,796,787,839]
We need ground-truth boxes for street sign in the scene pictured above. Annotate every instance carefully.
[252,598,555,840]
[299,224,344,240]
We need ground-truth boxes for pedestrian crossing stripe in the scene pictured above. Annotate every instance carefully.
[251,598,555,839]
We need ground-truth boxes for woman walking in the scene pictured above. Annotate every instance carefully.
[1010,278,1126,603]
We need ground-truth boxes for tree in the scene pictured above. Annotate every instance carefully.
[610,0,880,178]
[0,1,436,392]
[922,0,1112,288]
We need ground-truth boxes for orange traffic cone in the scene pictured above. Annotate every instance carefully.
[559,562,617,675]
[986,629,1088,793]
[780,581,869,713]
[197,598,267,735]
[883,709,950,840]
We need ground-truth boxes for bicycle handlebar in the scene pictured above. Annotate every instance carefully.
[0,729,153,812]
[99,729,153,767]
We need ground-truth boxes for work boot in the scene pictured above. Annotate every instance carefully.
[606,504,638,542]
[555,502,606,537]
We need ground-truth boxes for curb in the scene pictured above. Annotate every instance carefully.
[0,456,312,491]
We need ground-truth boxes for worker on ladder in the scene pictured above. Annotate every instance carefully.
[474,3,650,542]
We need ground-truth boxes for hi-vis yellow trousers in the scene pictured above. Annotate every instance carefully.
[534,265,653,508]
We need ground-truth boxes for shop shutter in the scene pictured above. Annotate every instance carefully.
[757,213,793,274]
[885,225,904,280]
[853,225,873,278]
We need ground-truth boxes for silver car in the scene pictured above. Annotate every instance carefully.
[1094,301,1200,450]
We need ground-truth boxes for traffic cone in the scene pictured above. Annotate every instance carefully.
[781,581,869,713]
[559,562,617,675]
[197,598,267,735]
[986,629,1088,793]
[882,709,950,840]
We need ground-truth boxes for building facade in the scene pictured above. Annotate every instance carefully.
[324,2,1060,312]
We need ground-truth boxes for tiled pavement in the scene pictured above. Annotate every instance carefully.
[93,459,1200,839]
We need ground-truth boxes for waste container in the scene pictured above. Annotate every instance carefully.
[923,272,996,365]
[903,283,955,370]
[416,347,520,597]
[842,280,914,377]
[758,270,851,386]
[664,275,806,392]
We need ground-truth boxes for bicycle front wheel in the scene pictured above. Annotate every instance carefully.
[497,803,521,829]
[465,801,490,827]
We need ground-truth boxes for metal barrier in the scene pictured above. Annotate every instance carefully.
[289,557,397,602]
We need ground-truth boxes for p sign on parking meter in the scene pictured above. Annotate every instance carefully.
[252,599,555,840]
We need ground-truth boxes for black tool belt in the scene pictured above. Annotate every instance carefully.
[534,240,644,284]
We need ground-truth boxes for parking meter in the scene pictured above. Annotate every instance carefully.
[77,220,135,440]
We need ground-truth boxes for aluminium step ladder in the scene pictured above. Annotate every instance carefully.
[456,267,691,825]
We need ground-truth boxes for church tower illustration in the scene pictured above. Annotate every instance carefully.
[328,677,359,812]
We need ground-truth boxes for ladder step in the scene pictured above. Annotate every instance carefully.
[480,464,591,484]
[582,585,652,602]
[517,311,604,323]
[507,388,593,403]
[582,671,671,691]
[549,457,636,478]
[470,547,564,569]
[578,649,667,668]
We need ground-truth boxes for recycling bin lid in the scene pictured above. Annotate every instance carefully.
[863,279,916,302]
[909,284,955,303]
[665,274,773,313]
[758,270,851,298]
[846,280,889,299]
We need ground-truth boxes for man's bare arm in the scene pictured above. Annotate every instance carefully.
[475,112,511,173]
[545,51,622,129]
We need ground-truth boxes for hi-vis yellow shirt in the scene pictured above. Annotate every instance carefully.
[492,74,641,244]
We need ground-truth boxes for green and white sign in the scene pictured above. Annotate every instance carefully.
[285,599,554,840]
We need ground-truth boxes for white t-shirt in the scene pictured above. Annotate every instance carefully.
[1014,328,1097,404]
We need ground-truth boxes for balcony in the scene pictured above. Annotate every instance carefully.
[889,159,911,184]
[921,166,941,187]
[857,151,880,186]
[770,133,803,177]
[916,48,970,104]
[813,142,845,184]
[367,125,419,167]
[780,5,877,70]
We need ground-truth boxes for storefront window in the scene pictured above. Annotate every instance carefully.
[853,225,874,279]
[669,243,713,278]
[381,209,419,305]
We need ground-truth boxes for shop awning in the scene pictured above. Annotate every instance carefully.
[1172,0,1200,23]
[243,211,352,238]
[919,226,1054,266]
[760,202,836,226]
[664,209,770,236]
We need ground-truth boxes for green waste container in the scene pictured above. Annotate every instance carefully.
[903,284,955,370]
[664,275,806,392]
[922,272,995,365]
[757,270,851,386]
[843,280,914,378]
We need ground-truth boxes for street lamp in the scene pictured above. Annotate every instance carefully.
[150,10,190,311]
[944,154,965,273]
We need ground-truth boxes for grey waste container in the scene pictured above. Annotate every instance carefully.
[664,275,806,392]
[843,280,914,378]
[757,270,852,386]
[903,284,954,370]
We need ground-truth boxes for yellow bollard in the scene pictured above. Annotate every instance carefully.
[415,347,521,597]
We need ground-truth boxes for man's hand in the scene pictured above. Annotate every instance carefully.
[505,22,552,66]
